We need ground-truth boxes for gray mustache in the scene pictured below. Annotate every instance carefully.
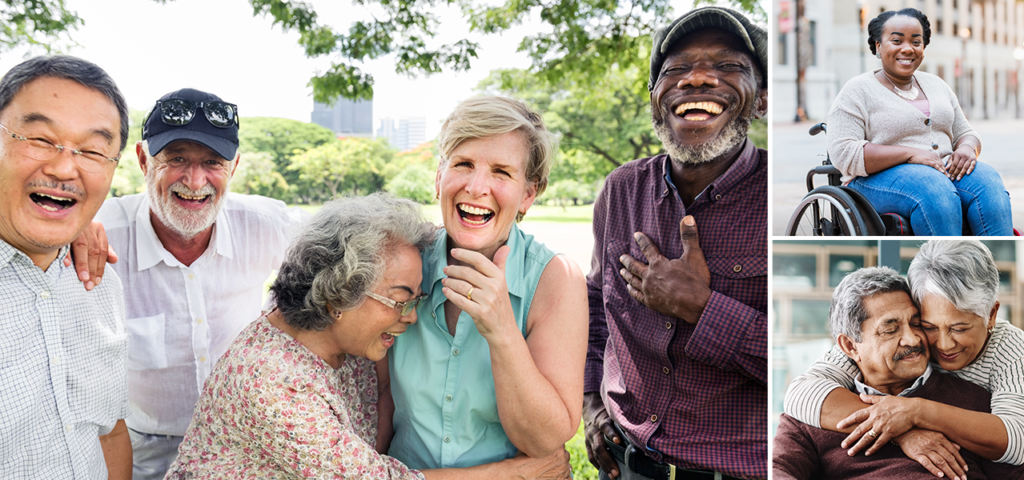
[893,344,925,362]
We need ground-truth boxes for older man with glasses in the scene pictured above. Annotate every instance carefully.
[0,55,131,479]
[83,87,308,479]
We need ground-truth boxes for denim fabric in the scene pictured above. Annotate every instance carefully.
[847,162,1013,235]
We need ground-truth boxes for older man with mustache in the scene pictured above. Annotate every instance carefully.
[90,88,306,479]
[773,267,1022,480]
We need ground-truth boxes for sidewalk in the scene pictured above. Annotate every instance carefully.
[772,119,1024,235]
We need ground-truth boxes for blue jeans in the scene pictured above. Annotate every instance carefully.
[847,162,1013,235]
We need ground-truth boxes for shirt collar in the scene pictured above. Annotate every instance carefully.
[0,236,70,272]
[854,364,934,397]
[660,138,758,204]
[134,195,233,271]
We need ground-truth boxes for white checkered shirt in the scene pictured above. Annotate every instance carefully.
[0,239,128,479]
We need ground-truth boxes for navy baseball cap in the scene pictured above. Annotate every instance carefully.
[142,88,239,160]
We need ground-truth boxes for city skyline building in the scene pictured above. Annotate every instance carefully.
[377,116,427,151]
[311,98,373,137]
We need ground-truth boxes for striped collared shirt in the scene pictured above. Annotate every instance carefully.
[0,239,128,479]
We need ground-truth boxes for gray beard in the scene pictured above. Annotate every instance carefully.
[652,104,754,166]
[145,168,223,241]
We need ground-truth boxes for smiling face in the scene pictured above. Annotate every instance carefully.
[650,28,766,165]
[876,15,925,83]
[918,294,996,371]
[435,131,537,260]
[141,140,236,240]
[839,290,929,395]
[0,76,120,268]
[332,242,422,362]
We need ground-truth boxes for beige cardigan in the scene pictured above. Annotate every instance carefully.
[826,70,980,184]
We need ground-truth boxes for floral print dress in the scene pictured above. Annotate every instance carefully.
[166,314,424,480]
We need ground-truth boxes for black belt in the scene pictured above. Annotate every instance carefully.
[603,428,743,480]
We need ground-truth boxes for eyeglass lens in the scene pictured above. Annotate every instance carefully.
[160,99,236,128]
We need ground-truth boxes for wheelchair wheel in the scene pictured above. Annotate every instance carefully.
[786,185,871,236]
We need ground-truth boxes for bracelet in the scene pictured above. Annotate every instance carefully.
[956,141,979,156]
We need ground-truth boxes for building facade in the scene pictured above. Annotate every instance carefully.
[377,116,426,151]
[311,98,374,137]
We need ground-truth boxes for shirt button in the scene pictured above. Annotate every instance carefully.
[54,356,61,365]
[662,188,669,196]
[200,356,207,363]
[932,143,939,150]
[650,414,658,423]
[65,425,71,432]
[188,273,195,280]
[662,366,670,374]
[443,436,451,443]
[452,348,460,356]
[196,318,203,324]
[445,394,453,402]
[40,291,50,300]
[733,264,742,273]
[925,118,931,126]
[715,194,722,200]
[665,322,672,329]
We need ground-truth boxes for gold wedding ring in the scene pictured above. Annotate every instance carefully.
[868,429,878,439]
[466,286,474,301]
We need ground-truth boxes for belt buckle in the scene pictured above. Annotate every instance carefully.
[668,464,675,480]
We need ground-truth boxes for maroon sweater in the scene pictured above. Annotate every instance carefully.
[773,371,1024,479]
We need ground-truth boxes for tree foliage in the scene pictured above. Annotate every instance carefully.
[0,0,82,57]
[288,137,393,201]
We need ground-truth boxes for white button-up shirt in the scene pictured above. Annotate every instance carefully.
[0,240,128,479]
[96,193,305,435]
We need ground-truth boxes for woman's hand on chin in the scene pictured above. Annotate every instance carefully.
[441,245,519,341]
[905,147,948,176]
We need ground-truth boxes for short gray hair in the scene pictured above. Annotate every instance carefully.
[909,240,999,319]
[830,267,911,342]
[270,192,436,331]
[437,96,556,205]
[0,55,129,153]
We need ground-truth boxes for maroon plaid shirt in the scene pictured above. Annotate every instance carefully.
[585,139,767,479]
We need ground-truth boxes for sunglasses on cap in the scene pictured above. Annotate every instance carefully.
[143,99,239,136]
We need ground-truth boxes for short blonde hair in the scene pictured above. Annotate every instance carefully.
[437,96,556,203]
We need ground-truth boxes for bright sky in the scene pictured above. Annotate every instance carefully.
[0,0,739,139]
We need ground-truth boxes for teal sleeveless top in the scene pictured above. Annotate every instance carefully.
[388,224,556,468]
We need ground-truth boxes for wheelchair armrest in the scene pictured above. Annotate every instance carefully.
[806,165,844,190]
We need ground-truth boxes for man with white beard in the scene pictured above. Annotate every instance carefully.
[93,88,305,479]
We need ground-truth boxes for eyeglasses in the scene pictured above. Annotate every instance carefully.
[366,291,426,316]
[0,123,120,172]
[143,99,238,136]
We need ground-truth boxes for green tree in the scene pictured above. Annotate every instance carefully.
[382,140,439,204]
[231,150,290,198]
[288,137,392,201]
[0,0,81,56]
[238,117,336,166]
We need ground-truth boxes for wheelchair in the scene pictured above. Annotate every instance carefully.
[785,123,912,236]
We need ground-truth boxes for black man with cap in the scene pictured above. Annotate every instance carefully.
[583,7,768,480]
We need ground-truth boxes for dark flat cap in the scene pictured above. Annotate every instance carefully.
[648,6,768,91]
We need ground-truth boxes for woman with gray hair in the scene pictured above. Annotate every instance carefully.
[384,96,588,469]
[783,240,1024,479]
[165,193,570,479]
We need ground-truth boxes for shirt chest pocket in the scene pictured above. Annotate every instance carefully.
[706,255,766,283]
[126,313,167,371]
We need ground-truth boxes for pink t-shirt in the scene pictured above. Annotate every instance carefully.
[907,98,930,117]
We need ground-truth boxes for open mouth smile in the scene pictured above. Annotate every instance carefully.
[457,203,494,225]
[674,101,726,122]
[173,191,211,206]
[30,192,77,212]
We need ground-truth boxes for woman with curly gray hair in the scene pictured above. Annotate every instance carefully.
[166,193,570,479]
[784,240,1024,480]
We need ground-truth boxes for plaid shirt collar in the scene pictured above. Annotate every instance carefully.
[660,137,759,208]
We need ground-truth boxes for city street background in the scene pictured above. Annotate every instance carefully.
[772,119,1024,235]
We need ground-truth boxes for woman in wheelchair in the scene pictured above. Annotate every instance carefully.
[827,7,1013,235]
